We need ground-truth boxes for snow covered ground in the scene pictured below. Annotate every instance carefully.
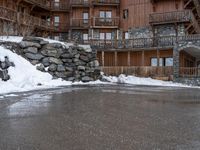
[0,36,196,95]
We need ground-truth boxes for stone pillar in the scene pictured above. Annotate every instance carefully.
[173,45,180,79]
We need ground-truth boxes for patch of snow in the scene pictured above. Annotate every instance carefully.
[102,74,191,88]
[0,36,23,43]
[4,94,18,97]
[0,36,91,51]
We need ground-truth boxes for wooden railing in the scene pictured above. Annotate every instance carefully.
[180,67,200,78]
[93,17,119,27]
[0,6,17,22]
[92,0,120,5]
[0,6,55,31]
[54,23,69,32]
[149,10,192,24]
[149,9,200,33]
[70,18,91,28]
[87,35,200,49]
[51,2,70,11]
[70,0,90,6]
[101,66,173,77]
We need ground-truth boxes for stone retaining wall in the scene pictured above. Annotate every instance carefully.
[1,37,101,82]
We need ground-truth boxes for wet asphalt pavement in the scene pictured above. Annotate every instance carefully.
[0,85,200,150]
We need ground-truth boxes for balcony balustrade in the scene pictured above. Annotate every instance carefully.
[92,0,120,5]
[0,6,55,31]
[93,17,119,27]
[70,0,90,7]
[149,10,192,25]
[70,18,91,28]
[51,2,69,11]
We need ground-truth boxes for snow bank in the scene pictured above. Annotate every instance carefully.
[102,74,191,87]
[0,46,71,94]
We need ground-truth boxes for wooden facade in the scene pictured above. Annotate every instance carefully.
[1,0,200,79]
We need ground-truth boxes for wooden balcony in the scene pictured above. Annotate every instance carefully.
[22,0,50,10]
[149,10,192,25]
[54,23,69,32]
[88,34,200,50]
[93,17,119,28]
[0,6,55,32]
[92,0,120,6]
[51,2,70,11]
[70,18,91,29]
[18,13,55,31]
[70,0,90,7]
[101,66,173,78]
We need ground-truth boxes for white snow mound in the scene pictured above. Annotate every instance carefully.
[0,46,71,94]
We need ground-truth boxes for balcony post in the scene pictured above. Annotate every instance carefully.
[127,51,130,66]
[157,49,160,67]
[114,51,118,66]
[142,50,145,66]
[102,51,105,67]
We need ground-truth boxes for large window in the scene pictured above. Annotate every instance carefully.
[99,11,112,22]
[151,57,173,66]
[99,33,112,40]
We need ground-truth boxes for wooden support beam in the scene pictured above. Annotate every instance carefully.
[157,49,160,67]
[184,0,192,8]
[102,51,104,67]
[114,51,118,66]
[142,50,144,66]
[127,51,130,66]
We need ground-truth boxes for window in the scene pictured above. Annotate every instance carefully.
[54,16,60,27]
[54,0,60,8]
[83,12,89,24]
[165,58,173,66]
[100,33,105,40]
[151,57,174,67]
[99,33,112,40]
[99,11,112,22]
[83,34,88,40]
[151,58,157,67]
[123,9,128,19]
[125,32,129,39]
[106,33,112,40]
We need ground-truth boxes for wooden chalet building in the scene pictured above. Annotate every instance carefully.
[1,0,200,81]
